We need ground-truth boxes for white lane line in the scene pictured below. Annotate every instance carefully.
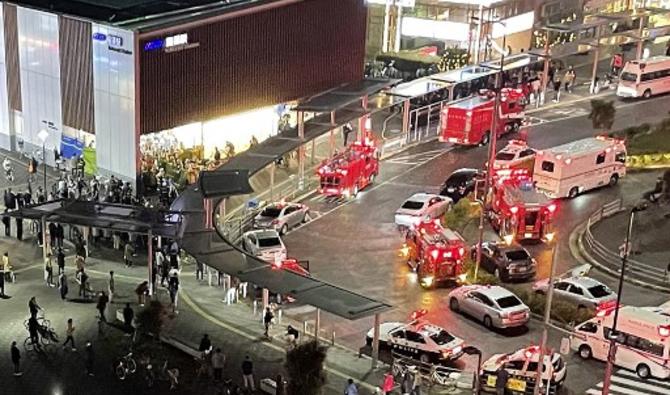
[617,370,670,387]
[611,375,670,393]
[596,382,657,395]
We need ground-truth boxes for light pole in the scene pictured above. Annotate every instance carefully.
[474,20,506,282]
[601,203,648,395]
[37,129,49,197]
[533,237,558,395]
[463,346,482,394]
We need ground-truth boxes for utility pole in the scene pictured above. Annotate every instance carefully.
[533,242,559,395]
[539,30,551,108]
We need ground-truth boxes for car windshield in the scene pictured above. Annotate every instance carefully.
[620,72,637,82]
[260,207,282,218]
[505,249,529,261]
[258,237,281,248]
[495,152,516,161]
[402,200,425,210]
[588,285,612,298]
[429,330,455,345]
[497,295,522,308]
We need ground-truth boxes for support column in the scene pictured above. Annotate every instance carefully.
[83,227,90,258]
[539,32,551,107]
[590,26,602,94]
[315,307,321,343]
[41,216,48,263]
[636,15,646,60]
[270,163,275,201]
[401,100,410,141]
[358,95,369,141]
[371,313,381,369]
[262,288,269,314]
[310,139,315,164]
[474,5,484,64]
[297,111,305,191]
[329,111,336,157]
[203,198,213,230]
[147,230,154,297]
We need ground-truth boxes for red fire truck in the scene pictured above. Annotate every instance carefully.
[439,88,527,146]
[488,172,556,243]
[403,219,466,289]
[317,137,379,198]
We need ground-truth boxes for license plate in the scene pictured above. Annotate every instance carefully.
[524,233,533,238]
[508,378,526,392]
[448,138,458,143]
[487,375,497,387]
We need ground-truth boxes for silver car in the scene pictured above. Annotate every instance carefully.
[533,276,617,309]
[241,229,287,263]
[253,202,310,235]
[448,285,530,329]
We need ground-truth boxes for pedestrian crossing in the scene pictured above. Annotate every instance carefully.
[585,369,670,395]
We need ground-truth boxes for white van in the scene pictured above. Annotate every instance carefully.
[533,136,626,198]
[617,56,670,99]
[571,306,670,379]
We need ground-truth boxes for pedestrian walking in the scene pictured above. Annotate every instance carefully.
[342,123,354,146]
[135,281,149,306]
[168,274,179,313]
[198,334,212,358]
[2,209,11,237]
[0,266,5,297]
[78,269,89,299]
[196,260,204,281]
[211,348,225,382]
[496,367,509,395]
[57,248,65,275]
[563,65,575,93]
[28,296,41,319]
[552,74,562,102]
[58,272,68,300]
[96,292,109,322]
[85,341,94,376]
[122,303,134,333]
[108,271,115,303]
[62,318,76,351]
[124,242,134,267]
[44,253,54,287]
[11,341,22,376]
[401,371,414,395]
[56,223,64,248]
[344,378,359,395]
[263,307,274,338]
[242,355,254,391]
[49,222,57,247]
[159,251,169,286]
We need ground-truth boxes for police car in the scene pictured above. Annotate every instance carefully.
[365,310,464,364]
[492,140,536,174]
[480,345,567,393]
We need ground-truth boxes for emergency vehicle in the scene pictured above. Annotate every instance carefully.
[365,310,465,364]
[571,305,670,379]
[489,171,556,243]
[402,219,466,289]
[439,88,527,146]
[480,345,567,394]
[492,140,536,177]
[271,258,310,277]
[316,138,379,198]
[533,136,626,199]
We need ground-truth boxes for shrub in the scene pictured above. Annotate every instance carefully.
[462,258,500,286]
[514,289,594,327]
[443,198,480,233]
[285,340,328,395]
[588,99,616,131]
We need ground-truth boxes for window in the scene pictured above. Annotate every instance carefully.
[504,360,525,371]
[568,285,584,295]
[258,237,281,248]
[541,161,555,172]
[578,322,599,334]
[596,153,606,165]
[621,332,665,357]
[555,282,570,291]
[391,330,406,340]
[402,200,425,210]
[260,207,282,218]
[479,294,495,307]
[615,152,626,163]
[496,152,517,161]
[405,331,426,344]
[520,149,535,158]
[620,72,638,82]
[430,330,455,345]
[497,295,522,308]
[641,72,654,82]
[588,285,612,298]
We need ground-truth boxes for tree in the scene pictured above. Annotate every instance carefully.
[285,340,327,395]
[588,99,616,131]
[443,197,480,233]
[135,300,167,340]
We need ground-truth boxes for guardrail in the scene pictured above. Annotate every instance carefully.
[582,198,670,286]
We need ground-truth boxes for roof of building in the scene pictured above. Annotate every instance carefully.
[11,0,278,31]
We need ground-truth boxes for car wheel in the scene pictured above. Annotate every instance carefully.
[512,122,520,133]
[302,211,310,223]
[353,185,359,198]
[370,173,376,184]
[280,224,288,235]
[568,187,579,199]
[365,336,372,347]
[449,298,460,312]
[637,363,651,379]
[419,353,431,364]
[578,345,592,360]
[483,315,493,329]
[481,132,490,146]
[643,89,652,99]
[609,174,619,187]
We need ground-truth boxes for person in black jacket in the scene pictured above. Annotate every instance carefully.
[2,209,10,237]
[15,217,22,241]
[11,341,22,376]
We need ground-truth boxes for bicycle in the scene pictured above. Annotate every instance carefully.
[115,351,137,380]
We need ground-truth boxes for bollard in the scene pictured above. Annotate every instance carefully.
[331,331,335,346]
[278,309,282,324]
[303,321,308,337]
[253,300,258,315]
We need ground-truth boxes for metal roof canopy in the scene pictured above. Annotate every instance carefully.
[7,200,184,238]
[294,79,398,112]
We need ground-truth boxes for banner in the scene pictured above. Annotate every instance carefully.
[60,135,84,159]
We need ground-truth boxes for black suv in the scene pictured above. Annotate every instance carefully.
[440,168,484,203]
[471,242,536,281]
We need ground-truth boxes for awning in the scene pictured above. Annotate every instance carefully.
[294,78,399,112]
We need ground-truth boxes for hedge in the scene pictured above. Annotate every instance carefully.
[514,288,595,327]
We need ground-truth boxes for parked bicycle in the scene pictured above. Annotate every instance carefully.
[115,351,137,380]
[391,354,461,390]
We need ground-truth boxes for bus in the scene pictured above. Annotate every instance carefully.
[617,56,670,99]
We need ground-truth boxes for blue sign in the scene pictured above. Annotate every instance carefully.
[144,39,165,52]
[92,32,107,41]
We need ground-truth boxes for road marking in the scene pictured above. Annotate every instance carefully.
[586,369,670,395]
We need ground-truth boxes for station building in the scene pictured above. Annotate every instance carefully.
[0,0,368,182]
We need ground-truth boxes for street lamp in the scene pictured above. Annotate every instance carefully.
[474,17,507,282]
[37,129,49,197]
[601,202,648,395]
[463,345,482,394]
[533,235,558,395]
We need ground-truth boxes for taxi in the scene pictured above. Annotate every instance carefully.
[480,345,567,394]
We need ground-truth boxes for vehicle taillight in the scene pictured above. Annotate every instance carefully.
[546,203,556,214]
[271,219,279,225]
[431,250,439,260]
[510,206,519,214]
[658,325,670,338]
[458,247,465,257]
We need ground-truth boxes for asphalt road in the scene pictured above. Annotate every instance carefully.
[280,92,670,394]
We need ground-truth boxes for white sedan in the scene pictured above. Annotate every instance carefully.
[253,202,310,235]
[395,193,452,228]
[241,229,287,263]
[448,285,530,329]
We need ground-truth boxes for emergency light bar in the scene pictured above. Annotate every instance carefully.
[410,309,428,321]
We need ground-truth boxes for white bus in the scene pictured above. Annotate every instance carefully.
[616,56,670,99]
[571,306,670,379]
[533,136,626,198]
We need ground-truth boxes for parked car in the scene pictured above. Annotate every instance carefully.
[241,229,287,263]
[253,202,310,235]
[448,285,530,329]
[533,275,617,309]
[439,168,484,203]
[471,242,536,281]
[395,193,452,228]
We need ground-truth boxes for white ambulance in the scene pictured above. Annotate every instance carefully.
[533,136,626,198]
[571,306,670,379]
[617,56,670,99]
